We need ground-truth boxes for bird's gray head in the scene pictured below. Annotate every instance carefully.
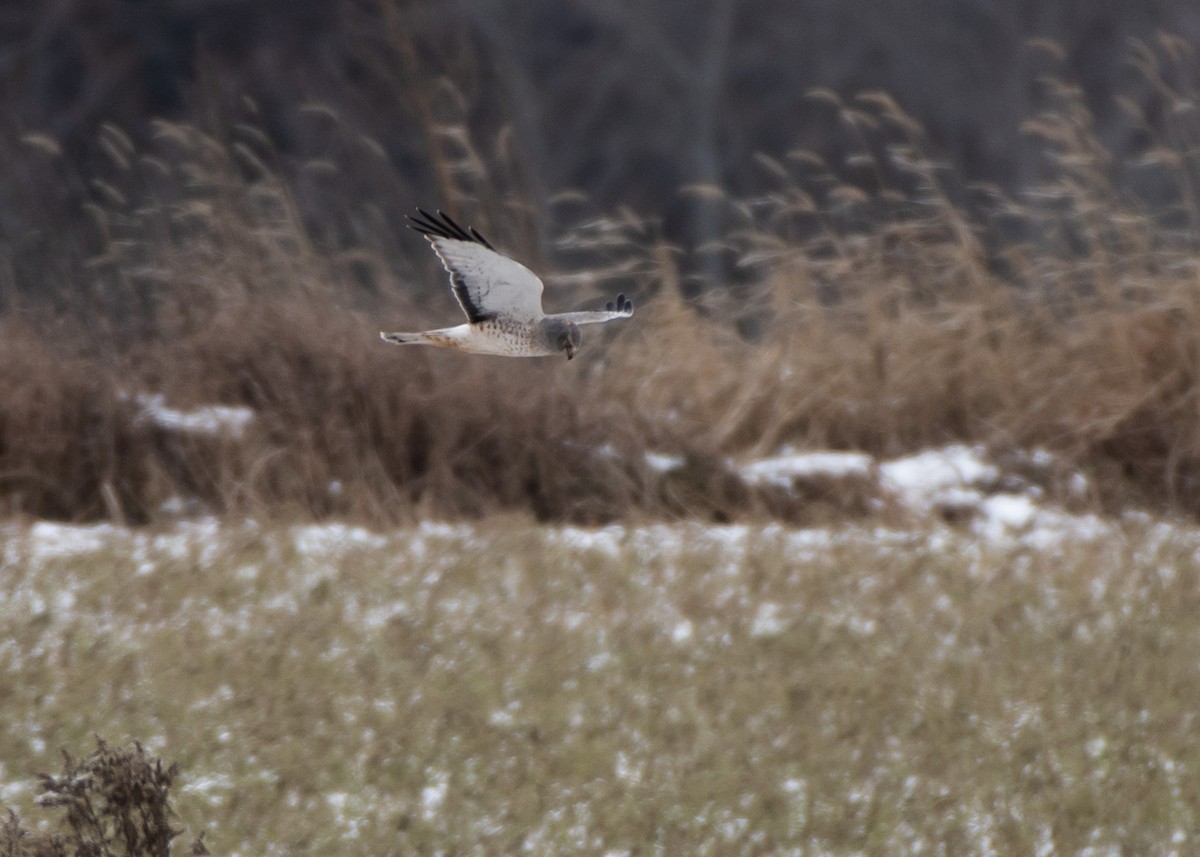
[544,318,582,360]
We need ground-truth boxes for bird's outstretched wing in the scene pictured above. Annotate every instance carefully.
[407,209,545,323]
[555,293,635,327]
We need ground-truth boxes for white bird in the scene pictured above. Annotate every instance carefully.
[380,209,634,359]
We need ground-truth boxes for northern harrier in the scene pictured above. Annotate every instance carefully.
[380,209,634,360]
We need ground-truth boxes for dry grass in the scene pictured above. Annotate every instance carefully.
[4,42,1200,523]
[2,519,1199,853]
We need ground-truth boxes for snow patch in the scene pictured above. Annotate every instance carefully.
[644,451,685,473]
[750,602,787,638]
[129,393,254,439]
[420,771,449,820]
[740,449,874,489]
[291,523,388,556]
[24,521,121,560]
[671,619,695,643]
[879,445,998,512]
[548,526,625,557]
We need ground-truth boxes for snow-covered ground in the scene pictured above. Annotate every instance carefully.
[0,444,1151,657]
[734,443,1108,549]
[0,444,1169,566]
[1,445,1195,856]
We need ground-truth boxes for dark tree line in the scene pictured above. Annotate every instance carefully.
[1,0,1199,301]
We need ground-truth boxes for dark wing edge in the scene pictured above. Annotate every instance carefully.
[406,208,497,251]
[604,293,634,316]
[407,208,498,324]
[554,293,635,327]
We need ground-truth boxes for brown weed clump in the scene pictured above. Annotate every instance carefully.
[0,739,206,857]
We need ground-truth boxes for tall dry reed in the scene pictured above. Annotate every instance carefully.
[4,38,1200,522]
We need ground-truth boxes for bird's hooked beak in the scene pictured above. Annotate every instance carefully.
[566,343,576,360]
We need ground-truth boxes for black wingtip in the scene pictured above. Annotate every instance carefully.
[605,293,633,314]
[469,226,496,251]
[436,209,472,241]
[405,207,496,250]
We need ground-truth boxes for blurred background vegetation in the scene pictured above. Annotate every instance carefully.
[4,0,1200,303]
[3,2,1200,523]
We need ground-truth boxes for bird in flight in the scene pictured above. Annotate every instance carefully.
[380,208,634,360]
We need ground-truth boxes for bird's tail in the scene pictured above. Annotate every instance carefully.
[380,331,430,345]
[380,327,466,349]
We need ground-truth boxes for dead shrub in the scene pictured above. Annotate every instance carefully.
[1,739,206,857]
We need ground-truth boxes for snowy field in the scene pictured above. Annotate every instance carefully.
[2,447,1200,855]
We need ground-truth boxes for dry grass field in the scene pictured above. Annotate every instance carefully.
[2,516,1199,855]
